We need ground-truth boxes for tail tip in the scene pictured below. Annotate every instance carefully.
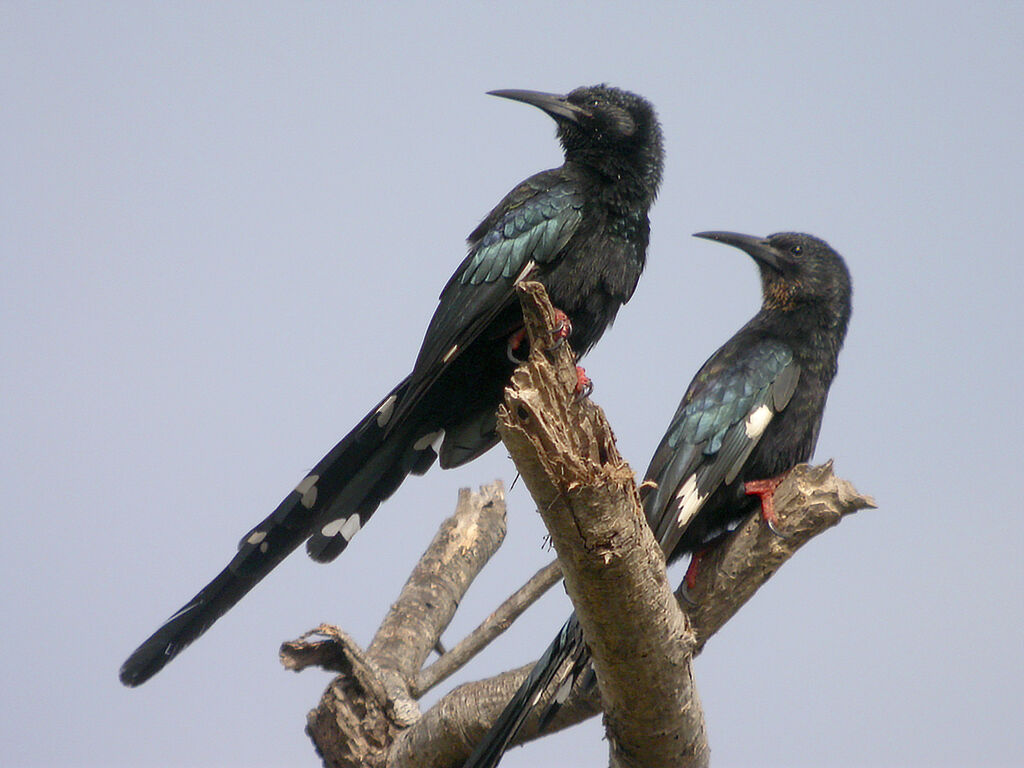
[119,659,150,687]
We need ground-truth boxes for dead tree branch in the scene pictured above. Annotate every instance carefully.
[415,559,562,697]
[494,281,709,768]
[283,482,507,768]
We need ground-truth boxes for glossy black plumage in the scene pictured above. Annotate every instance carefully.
[464,231,852,767]
[119,85,663,687]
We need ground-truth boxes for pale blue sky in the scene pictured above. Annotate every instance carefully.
[3,3,1022,766]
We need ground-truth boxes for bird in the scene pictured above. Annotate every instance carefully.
[463,230,853,767]
[118,85,664,687]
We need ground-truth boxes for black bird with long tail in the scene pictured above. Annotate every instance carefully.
[464,231,852,767]
[119,85,663,687]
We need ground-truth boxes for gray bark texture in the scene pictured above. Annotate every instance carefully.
[280,282,876,768]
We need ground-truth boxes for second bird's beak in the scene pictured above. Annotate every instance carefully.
[488,89,586,124]
[693,231,782,270]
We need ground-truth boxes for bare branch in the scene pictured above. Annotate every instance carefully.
[285,483,508,768]
[391,662,604,768]
[415,559,562,697]
[367,482,507,686]
[281,624,408,768]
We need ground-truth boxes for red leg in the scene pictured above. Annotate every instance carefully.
[680,532,731,604]
[684,550,705,590]
[744,473,788,536]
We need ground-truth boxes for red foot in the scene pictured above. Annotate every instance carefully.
[551,309,572,348]
[744,473,788,535]
[575,365,593,397]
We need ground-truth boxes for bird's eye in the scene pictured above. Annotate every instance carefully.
[790,245,802,256]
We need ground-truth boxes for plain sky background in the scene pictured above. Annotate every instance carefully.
[3,3,1023,767]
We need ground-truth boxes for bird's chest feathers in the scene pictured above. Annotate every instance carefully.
[606,207,646,244]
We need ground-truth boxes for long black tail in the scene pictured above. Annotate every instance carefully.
[463,615,589,768]
[119,379,437,687]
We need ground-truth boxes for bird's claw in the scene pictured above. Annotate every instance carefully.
[574,366,593,399]
[548,309,573,350]
[764,514,786,538]
[744,475,789,538]
[507,327,528,364]
[678,582,698,607]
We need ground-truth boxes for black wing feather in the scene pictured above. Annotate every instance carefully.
[645,340,799,557]
[404,172,584,406]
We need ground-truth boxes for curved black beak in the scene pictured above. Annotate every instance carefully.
[487,89,586,124]
[693,231,781,270]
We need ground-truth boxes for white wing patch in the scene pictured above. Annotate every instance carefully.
[744,404,773,439]
[675,474,707,529]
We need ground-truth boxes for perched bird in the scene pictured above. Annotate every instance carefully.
[119,85,664,687]
[464,231,853,768]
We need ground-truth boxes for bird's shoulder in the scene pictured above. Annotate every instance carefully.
[670,337,798,454]
[459,170,586,287]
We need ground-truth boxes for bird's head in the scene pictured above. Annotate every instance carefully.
[488,84,663,197]
[694,231,852,328]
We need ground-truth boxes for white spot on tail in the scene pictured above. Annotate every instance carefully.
[675,474,707,529]
[246,530,267,546]
[321,514,361,541]
[413,429,445,453]
[744,404,773,439]
[321,517,345,537]
[340,515,361,540]
[442,345,459,364]
[376,395,397,427]
[295,474,319,509]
